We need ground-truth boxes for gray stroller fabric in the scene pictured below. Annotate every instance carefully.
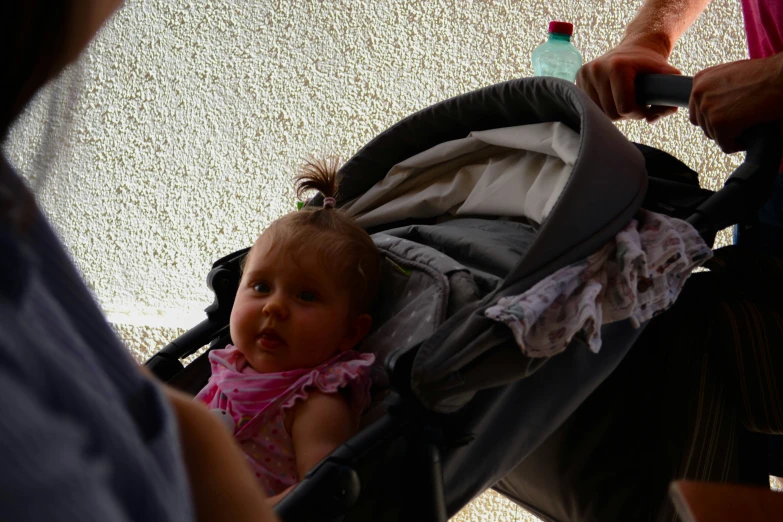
[328,78,648,414]
[408,86,646,410]
[359,216,649,517]
[382,218,538,300]
[300,76,651,518]
[364,220,537,385]
[361,235,455,390]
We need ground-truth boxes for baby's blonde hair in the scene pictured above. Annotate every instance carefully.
[261,158,381,312]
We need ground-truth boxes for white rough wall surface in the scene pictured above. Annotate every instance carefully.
[6,0,746,328]
[112,323,187,363]
[451,489,542,521]
[7,0,748,519]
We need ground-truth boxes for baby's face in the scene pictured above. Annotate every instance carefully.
[230,233,370,373]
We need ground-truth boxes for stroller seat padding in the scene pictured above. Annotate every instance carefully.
[382,218,538,299]
[362,221,538,388]
[361,234,455,390]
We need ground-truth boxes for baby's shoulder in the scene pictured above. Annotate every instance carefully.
[284,389,352,432]
[280,352,374,431]
[315,351,375,382]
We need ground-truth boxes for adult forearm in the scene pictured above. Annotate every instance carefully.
[623,0,714,57]
[166,388,279,522]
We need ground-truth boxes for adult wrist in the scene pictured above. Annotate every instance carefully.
[619,32,674,59]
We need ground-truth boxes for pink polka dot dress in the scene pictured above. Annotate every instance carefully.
[195,345,374,496]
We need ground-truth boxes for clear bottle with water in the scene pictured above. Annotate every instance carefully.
[532,21,583,82]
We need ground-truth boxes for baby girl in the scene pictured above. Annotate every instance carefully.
[196,159,380,505]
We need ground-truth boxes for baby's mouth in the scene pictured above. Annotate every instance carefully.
[256,329,285,349]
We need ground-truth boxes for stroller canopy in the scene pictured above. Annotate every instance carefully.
[312,76,648,414]
[156,77,721,521]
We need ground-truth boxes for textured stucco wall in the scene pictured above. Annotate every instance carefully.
[5,0,748,519]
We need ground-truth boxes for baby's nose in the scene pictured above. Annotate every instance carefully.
[262,295,288,318]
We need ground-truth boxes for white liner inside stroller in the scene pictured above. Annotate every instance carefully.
[343,122,579,227]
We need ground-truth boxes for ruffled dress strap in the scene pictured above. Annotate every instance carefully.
[278,351,375,428]
[196,345,312,416]
[195,348,374,496]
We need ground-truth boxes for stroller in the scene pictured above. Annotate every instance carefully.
[146,75,782,521]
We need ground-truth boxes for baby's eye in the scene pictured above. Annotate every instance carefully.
[298,291,317,302]
[252,282,270,294]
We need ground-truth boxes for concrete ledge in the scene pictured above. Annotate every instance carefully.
[111,322,187,363]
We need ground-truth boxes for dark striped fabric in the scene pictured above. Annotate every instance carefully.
[0,157,194,521]
[656,247,783,522]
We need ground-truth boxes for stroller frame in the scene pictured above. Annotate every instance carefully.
[146,75,782,521]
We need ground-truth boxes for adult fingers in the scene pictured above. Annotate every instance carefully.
[580,77,606,114]
[703,118,716,142]
[690,69,722,140]
[597,83,622,120]
[578,59,623,120]
[577,62,607,114]
[689,72,728,148]
[575,64,591,91]
[691,97,736,152]
[644,105,679,124]
[713,124,741,153]
[638,61,683,122]
[611,66,646,120]
[689,89,708,137]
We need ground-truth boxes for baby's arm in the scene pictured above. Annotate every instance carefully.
[291,391,355,474]
[266,391,354,507]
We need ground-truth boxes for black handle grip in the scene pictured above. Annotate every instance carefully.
[635,74,782,242]
[636,74,780,162]
[635,74,693,108]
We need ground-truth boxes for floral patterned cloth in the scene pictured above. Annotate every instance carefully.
[485,210,712,357]
[195,345,374,495]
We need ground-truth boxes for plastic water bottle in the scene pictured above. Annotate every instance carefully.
[532,21,583,82]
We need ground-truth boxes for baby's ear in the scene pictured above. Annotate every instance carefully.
[339,314,373,352]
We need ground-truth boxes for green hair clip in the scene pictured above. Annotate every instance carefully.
[387,259,411,276]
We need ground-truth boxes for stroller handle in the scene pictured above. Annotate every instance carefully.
[635,74,692,107]
[636,73,782,242]
[636,73,780,164]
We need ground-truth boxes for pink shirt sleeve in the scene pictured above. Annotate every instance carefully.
[742,0,783,58]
